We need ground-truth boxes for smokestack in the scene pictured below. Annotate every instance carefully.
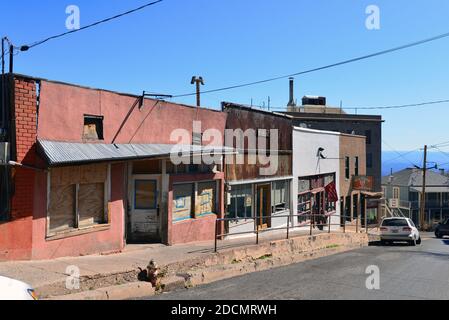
[287,77,296,107]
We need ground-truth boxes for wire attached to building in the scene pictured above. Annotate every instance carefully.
[173,30,449,98]
[17,0,164,52]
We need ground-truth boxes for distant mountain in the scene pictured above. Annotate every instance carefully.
[382,151,449,176]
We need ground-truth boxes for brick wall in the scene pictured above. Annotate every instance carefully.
[11,77,37,220]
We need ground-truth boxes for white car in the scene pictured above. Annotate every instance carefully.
[380,217,421,246]
[0,276,38,300]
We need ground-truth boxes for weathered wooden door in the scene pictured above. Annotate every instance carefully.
[256,184,271,230]
[129,174,160,242]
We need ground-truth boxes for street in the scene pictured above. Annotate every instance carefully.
[148,233,449,300]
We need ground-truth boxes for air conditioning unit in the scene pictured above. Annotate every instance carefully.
[0,142,9,165]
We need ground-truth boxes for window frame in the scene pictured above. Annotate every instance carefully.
[393,187,400,199]
[83,114,104,140]
[46,164,111,238]
[172,180,219,223]
[345,156,350,180]
[227,184,253,219]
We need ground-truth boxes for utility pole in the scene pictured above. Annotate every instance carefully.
[9,45,13,74]
[191,76,204,107]
[419,145,428,230]
[1,38,5,75]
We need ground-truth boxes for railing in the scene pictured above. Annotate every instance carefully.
[214,213,371,252]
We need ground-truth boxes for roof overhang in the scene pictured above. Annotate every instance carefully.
[38,140,235,167]
[411,186,449,193]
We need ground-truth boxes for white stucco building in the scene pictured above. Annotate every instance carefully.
[292,127,341,231]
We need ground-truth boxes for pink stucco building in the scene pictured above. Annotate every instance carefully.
[0,74,229,260]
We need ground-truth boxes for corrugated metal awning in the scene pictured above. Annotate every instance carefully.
[38,140,235,167]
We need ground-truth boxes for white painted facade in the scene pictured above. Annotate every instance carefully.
[292,127,341,230]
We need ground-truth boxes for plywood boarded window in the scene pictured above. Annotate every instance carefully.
[78,183,105,227]
[48,184,76,233]
[48,163,108,235]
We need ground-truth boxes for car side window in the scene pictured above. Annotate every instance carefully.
[445,219,449,225]
[409,220,416,228]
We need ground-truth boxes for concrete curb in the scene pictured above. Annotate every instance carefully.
[42,232,371,300]
[47,282,155,300]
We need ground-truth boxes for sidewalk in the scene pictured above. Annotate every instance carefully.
[0,227,365,299]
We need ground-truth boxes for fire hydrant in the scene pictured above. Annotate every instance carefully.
[147,260,159,287]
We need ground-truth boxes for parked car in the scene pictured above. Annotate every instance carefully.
[435,218,449,238]
[0,276,38,300]
[380,217,421,246]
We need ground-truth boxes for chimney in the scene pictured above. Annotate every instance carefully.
[287,77,296,107]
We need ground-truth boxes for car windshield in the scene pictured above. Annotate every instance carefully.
[382,219,409,227]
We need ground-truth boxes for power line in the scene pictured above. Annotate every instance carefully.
[382,148,421,166]
[19,0,164,51]
[343,99,449,110]
[382,140,419,168]
[173,30,449,98]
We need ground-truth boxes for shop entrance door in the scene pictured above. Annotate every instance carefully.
[129,174,161,243]
[256,184,271,230]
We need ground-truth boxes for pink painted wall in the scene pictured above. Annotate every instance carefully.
[30,163,126,260]
[0,217,33,261]
[37,81,227,145]
[167,172,224,245]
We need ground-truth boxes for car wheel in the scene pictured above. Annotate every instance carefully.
[416,237,422,245]
[436,231,443,239]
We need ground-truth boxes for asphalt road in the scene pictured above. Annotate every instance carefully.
[148,233,449,300]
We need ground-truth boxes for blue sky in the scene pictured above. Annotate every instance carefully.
[2,0,449,155]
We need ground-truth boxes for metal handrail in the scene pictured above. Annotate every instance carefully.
[214,213,369,252]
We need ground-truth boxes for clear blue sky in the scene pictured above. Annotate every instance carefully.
[2,0,449,153]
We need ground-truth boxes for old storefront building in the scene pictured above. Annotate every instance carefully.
[222,102,293,236]
[292,128,340,230]
[0,74,231,260]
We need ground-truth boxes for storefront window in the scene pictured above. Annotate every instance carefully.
[272,180,290,213]
[197,181,217,216]
[173,183,194,222]
[228,184,252,219]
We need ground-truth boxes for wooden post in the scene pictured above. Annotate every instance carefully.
[214,219,218,252]
[365,195,368,234]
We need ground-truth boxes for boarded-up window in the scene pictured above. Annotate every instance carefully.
[49,184,76,233]
[78,183,105,227]
[48,164,108,235]
[173,183,194,222]
[197,181,217,216]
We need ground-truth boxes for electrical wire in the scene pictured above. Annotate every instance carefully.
[173,30,449,98]
[382,140,419,168]
[21,0,164,50]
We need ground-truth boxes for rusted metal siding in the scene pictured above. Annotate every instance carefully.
[223,103,293,181]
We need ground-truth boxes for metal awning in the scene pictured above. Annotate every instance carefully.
[411,186,449,193]
[38,140,235,167]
